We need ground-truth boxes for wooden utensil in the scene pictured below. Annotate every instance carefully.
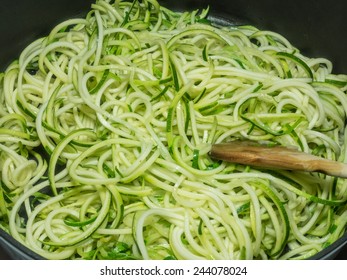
[210,141,347,178]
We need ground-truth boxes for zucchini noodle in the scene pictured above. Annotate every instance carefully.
[1,0,347,260]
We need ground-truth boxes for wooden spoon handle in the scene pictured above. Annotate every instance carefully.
[210,141,347,178]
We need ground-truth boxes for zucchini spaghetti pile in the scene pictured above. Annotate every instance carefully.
[1,0,347,260]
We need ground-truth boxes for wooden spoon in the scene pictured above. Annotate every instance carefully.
[210,141,347,178]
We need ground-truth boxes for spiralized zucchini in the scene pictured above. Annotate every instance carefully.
[0,0,347,260]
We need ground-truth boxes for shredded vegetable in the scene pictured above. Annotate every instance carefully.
[0,0,347,260]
